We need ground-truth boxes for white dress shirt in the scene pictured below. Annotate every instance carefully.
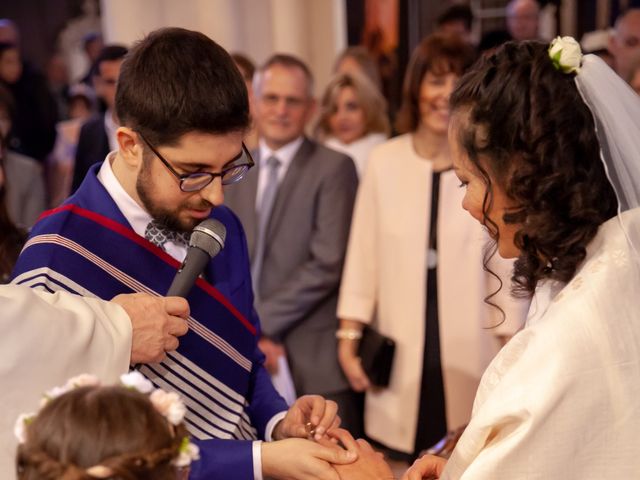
[255,136,304,210]
[97,152,285,479]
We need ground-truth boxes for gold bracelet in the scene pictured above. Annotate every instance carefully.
[336,328,363,340]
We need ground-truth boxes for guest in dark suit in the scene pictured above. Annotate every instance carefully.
[224,54,362,435]
[71,45,127,193]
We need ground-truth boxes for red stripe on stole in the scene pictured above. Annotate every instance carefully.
[38,204,257,335]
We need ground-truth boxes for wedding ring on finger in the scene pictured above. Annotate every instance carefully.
[305,421,316,439]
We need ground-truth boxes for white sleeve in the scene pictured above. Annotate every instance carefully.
[0,285,132,479]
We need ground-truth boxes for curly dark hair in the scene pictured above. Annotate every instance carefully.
[450,41,618,296]
[16,386,188,480]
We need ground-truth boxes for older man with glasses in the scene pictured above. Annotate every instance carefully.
[12,28,356,480]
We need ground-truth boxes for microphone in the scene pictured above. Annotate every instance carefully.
[167,219,226,297]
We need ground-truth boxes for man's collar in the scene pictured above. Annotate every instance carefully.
[258,137,304,168]
[97,152,153,239]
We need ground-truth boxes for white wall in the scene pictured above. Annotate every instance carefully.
[100,0,347,97]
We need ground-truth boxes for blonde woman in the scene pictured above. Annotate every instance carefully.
[315,72,389,177]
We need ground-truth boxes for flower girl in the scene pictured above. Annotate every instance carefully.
[15,372,199,480]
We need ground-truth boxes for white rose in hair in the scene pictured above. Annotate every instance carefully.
[549,36,582,74]
[120,371,154,393]
[173,438,200,467]
[14,413,34,444]
[150,389,187,425]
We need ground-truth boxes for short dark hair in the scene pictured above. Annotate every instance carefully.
[91,44,128,78]
[396,33,476,133]
[254,53,314,98]
[116,27,249,146]
[450,41,618,296]
[437,4,473,31]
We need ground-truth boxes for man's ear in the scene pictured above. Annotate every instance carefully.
[117,127,143,168]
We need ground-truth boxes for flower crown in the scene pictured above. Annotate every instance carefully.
[549,36,583,74]
[15,372,199,477]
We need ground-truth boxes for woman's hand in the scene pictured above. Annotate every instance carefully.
[319,429,394,479]
[337,319,371,392]
[338,346,371,391]
[401,454,447,480]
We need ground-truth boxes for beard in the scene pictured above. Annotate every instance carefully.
[136,161,213,233]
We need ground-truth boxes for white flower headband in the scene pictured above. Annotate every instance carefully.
[15,372,199,477]
[549,36,583,74]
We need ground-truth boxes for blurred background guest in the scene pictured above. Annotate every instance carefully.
[337,32,524,464]
[435,4,474,45]
[47,83,95,207]
[232,52,259,150]
[0,31,57,164]
[0,99,26,282]
[0,84,46,229]
[71,44,127,193]
[79,32,103,87]
[479,0,541,55]
[581,29,615,68]
[46,52,71,121]
[506,0,541,41]
[314,71,389,178]
[333,46,383,93]
[609,8,640,80]
[628,54,640,94]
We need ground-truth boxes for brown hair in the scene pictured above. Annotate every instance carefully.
[450,41,618,296]
[231,52,255,83]
[16,386,188,480]
[396,33,476,134]
[314,71,390,141]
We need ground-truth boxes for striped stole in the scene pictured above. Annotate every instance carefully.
[13,204,259,441]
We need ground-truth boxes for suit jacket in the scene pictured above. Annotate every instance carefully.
[225,137,359,395]
[4,150,46,228]
[71,115,110,193]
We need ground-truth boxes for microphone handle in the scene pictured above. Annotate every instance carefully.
[167,246,211,297]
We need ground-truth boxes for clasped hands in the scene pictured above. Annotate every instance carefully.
[262,395,395,480]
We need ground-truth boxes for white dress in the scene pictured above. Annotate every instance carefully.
[337,134,527,453]
[324,133,387,178]
[0,286,132,480]
[443,209,640,479]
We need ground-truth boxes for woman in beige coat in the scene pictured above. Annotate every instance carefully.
[336,33,526,459]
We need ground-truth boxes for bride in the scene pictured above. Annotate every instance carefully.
[323,37,640,479]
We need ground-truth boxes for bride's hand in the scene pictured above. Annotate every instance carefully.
[401,454,447,480]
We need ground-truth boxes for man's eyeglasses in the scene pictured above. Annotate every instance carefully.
[137,132,254,192]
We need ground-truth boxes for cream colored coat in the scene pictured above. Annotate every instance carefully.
[444,209,640,478]
[337,134,527,453]
[0,286,131,480]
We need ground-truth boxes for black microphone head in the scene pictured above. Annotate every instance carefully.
[190,219,226,257]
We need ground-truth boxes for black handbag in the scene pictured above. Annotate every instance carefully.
[357,325,396,387]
